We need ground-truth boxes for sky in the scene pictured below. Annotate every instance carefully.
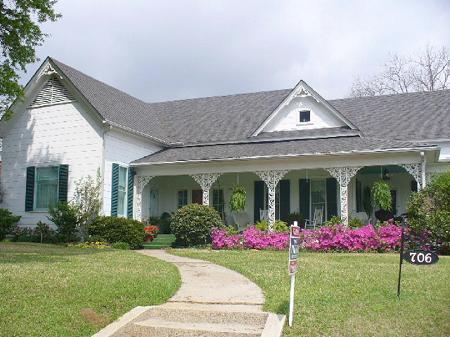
[23,0,450,102]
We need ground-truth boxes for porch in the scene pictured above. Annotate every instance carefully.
[132,151,428,229]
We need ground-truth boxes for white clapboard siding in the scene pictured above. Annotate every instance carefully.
[1,101,103,225]
[103,129,162,216]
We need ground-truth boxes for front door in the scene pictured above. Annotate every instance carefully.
[192,189,203,204]
[149,189,159,217]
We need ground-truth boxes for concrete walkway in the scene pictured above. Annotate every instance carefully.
[93,250,285,337]
[140,250,265,307]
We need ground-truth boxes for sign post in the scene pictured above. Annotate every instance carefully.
[397,217,406,298]
[288,221,300,327]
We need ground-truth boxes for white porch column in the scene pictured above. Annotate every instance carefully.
[256,170,288,231]
[325,166,361,226]
[399,163,424,190]
[134,175,154,221]
[190,173,222,205]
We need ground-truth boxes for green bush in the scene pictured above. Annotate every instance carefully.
[111,241,130,250]
[88,216,145,249]
[11,223,58,243]
[0,208,21,241]
[149,212,172,234]
[170,204,224,247]
[408,171,450,253]
[324,216,342,226]
[48,202,79,242]
[349,218,365,228]
[226,225,239,235]
[35,221,55,243]
[286,212,305,227]
[255,219,289,232]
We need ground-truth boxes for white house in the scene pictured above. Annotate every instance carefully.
[0,57,449,228]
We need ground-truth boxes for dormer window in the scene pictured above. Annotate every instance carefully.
[299,110,311,123]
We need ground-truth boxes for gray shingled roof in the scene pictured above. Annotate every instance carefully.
[50,58,171,144]
[51,58,450,145]
[331,91,450,141]
[132,137,434,165]
[48,58,449,164]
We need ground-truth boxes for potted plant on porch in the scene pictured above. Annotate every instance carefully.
[229,185,248,230]
[372,181,393,222]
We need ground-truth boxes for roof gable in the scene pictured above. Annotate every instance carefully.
[251,80,358,136]
[49,58,173,146]
[29,76,76,108]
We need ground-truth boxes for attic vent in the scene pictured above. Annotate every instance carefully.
[30,77,75,107]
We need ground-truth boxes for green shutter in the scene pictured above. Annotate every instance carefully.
[58,165,69,203]
[299,179,310,220]
[279,179,290,222]
[326,178,338,220]
[111,163,119,217]
[25,166,35,211]
[127,167,135,219]
[254,180,265,222]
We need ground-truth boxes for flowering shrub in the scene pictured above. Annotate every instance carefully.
[69,241,110,249]
[212,226,289,250]
[301,224,402,252]
[212,224,403,252]
[144,225,159,242]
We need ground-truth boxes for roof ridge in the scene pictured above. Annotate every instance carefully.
[147,88,291,105]
[329,88,450,102]
[49,57,149,106]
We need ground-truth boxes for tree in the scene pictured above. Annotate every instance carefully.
[0,0,60,118]
[407,170,450,254]
[72,171,102,242]
[351,45,450,97]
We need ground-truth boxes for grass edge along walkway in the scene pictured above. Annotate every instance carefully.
[171,249,450,337]
[0,242,181,337]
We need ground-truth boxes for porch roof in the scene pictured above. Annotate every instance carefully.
[131,136,437,166]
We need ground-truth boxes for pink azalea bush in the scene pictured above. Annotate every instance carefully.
[211,226,289,250]
[302,224,402,252]
[211,224,403,252]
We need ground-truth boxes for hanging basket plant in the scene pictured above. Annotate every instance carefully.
[229,185,246,212]
[372,180,392,211]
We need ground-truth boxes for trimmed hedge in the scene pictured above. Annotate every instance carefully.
[88,216,145,249]
[170,204,224,247]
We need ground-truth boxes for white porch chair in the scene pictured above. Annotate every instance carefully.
[259,209,268,221]
[232,212,250,232]
[352,211,369,224]
[304,207,324,230]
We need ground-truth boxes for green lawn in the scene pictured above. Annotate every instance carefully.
[0,243,180,337]
[172,249,450,337]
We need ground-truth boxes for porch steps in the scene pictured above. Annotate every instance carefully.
[96,305,285,337]
[142,234,175,249]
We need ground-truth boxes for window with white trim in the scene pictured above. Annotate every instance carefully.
[117,166,128,217]
[177,190,188,208]
[35,166,59,210]
[212,189,225,219]
[299,110,311,123]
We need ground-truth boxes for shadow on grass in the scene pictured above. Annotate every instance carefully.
[0,242,111,264]
[277,299,290,315]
